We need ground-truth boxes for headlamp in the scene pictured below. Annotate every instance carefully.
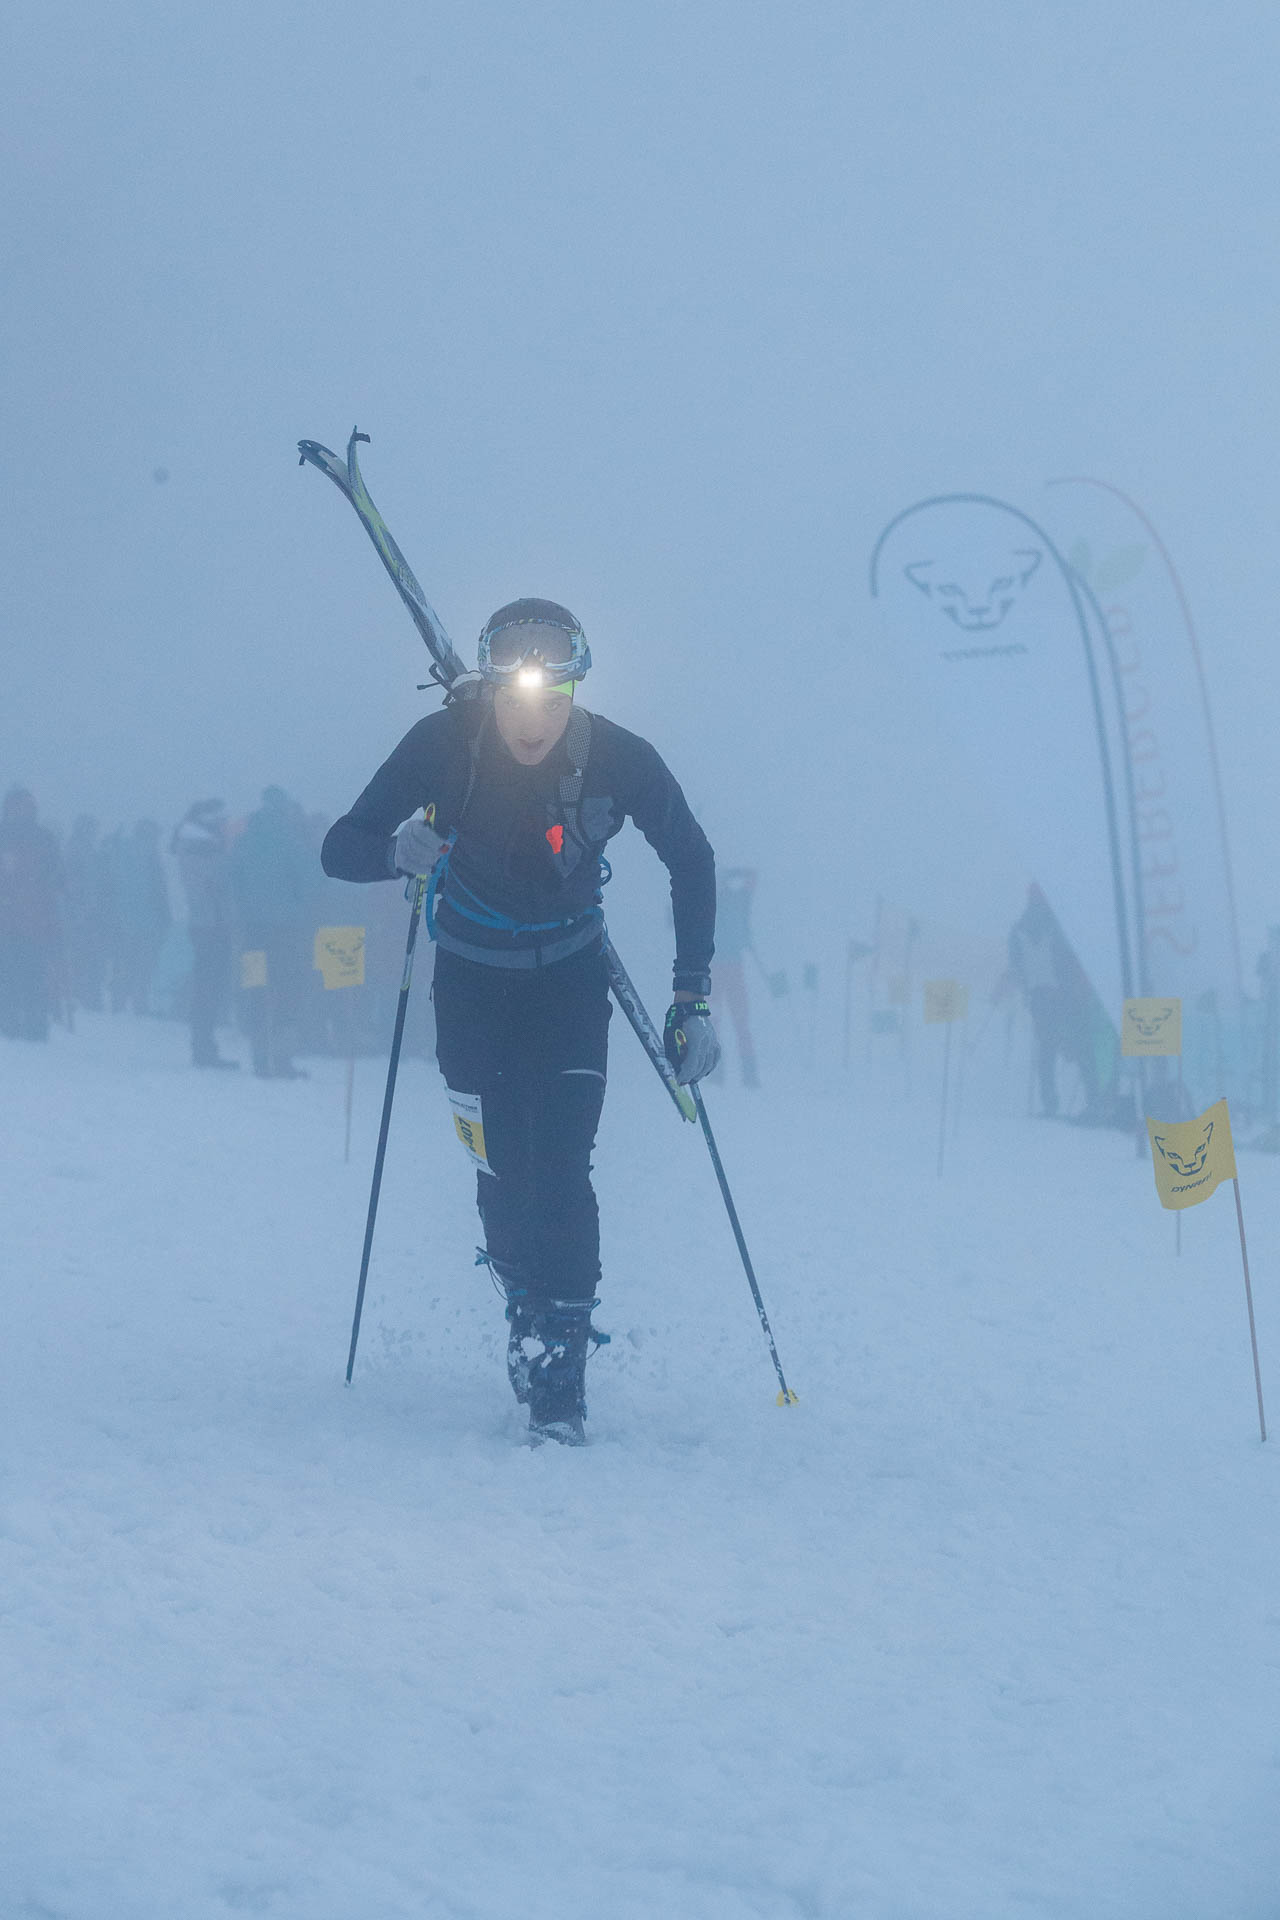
[477,599,592,687]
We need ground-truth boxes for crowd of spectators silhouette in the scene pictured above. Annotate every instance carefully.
[0,783,429,1072]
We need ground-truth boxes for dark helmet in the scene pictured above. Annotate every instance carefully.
[477,598,591,687]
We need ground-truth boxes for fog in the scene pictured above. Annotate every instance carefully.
[5,0,1279,976]
[10,13,1280,1905]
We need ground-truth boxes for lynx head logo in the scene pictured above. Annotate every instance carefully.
[1153,1122,1213,1179]
[1129,1007,1173,1041]
[904,548,1042,631]
[320,930,365,984]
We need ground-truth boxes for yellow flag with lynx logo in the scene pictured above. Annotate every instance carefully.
[314,925,366,989]
[1123,997,1182,1057]
[1146,1098,1236,1210]
[923,979,968,1024]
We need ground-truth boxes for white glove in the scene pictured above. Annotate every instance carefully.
[392,814,446,877]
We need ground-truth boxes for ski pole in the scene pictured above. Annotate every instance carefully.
[345,874,427,1382]
[691,1083,798,1405]
[603,939,696,1122]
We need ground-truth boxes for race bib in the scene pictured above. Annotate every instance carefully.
[447,1089,492,1173]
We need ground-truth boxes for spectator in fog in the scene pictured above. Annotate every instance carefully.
[1008,885,1100,1120]
[231,785,315,1079]
[172,799,238,1070]
[0,786,64,1042]
[303,808,351,1055]
[63,815,110,1012]
[107,820,171,1015]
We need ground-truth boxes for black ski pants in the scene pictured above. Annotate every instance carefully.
[432,945,611,1306]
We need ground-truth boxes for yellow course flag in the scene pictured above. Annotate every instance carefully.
[1147,1098,1236,1210]
[1123,997,1182,1057]
[923,979,969,1024]
[314,925,366,989]
[240,949,268,989]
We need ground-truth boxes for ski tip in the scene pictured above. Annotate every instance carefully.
[776,1389,800,1408]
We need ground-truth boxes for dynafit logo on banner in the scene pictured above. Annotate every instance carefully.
[904,547,1042,640]
[870,493,1136,1027]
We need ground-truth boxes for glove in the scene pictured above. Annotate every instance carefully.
[663,999,721,1085]
[391,813,446,877]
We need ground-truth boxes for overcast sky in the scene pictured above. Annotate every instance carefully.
[4,0,1278,973]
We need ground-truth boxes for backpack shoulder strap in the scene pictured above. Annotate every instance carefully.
[460,699,494,820]
[559,705,593,814]
[559,706,594,856]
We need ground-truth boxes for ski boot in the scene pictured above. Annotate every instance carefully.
[485,1256,608,1443]
[525,1299,598,1447]
[502,1287,537,1408]
[478,1256,535,1407]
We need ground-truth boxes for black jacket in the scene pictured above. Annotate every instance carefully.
[322,701,715,987]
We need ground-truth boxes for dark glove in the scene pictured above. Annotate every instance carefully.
[664,1000,721,1085]
[392,813,446,877]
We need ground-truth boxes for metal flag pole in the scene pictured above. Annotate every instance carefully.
[936,1020,954,1179]
[1176,1058,1184,1258]
[1231,1177,1267,1443]
[343,1035,356,1165]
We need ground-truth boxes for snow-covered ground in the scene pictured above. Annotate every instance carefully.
[4,1007,1279,1919]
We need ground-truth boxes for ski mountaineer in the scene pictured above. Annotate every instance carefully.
[321,600,720,1444]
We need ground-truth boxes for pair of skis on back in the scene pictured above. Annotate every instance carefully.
[299,428,795,1406]
[297,429,693,1124]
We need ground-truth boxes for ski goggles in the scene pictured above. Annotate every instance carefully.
[477,617,592,687]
